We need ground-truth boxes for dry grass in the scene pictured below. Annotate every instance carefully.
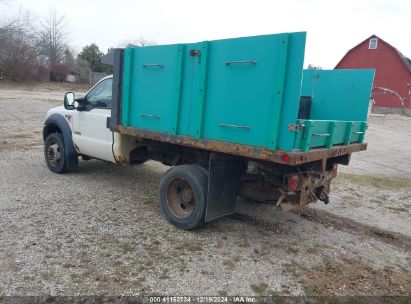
[250,282,268,294]
[336,173,411,190]
[283,260,304,278]
[386,206,409,214]
[0,80,90,92]
[304,257,411,296]
[370,228,399,240]
[299,209,411,251]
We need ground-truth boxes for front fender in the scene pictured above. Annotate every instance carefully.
[43,113,78,170]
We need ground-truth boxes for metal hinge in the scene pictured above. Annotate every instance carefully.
[189,49,201,63]
[288,123,305,132]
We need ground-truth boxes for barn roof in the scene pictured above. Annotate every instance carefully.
[335,34,411,74]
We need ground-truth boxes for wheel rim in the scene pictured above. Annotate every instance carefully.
[166,177,195,219]
[47,140,61,167]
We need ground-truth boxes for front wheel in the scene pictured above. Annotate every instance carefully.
[159,164,208,230]
[44,133,67,173]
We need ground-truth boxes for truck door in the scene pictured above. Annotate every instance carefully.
[72,78,115,162]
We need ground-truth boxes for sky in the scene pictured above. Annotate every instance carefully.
[1,0,410,68]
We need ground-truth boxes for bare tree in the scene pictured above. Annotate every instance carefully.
[307,64,323,70]
[0,9,41,81]
[37,9,68,80]
[0,8,74,82]
[119,37,157,48]
[0,9,35,41]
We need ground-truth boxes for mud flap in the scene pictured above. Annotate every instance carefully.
[205,153,244,222]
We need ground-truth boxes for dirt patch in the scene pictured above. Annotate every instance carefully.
[304,256,410,297]
[0,80,89,92]
[336,173,411,190]
[312,166,411,237]
[297,208,411,251]
[250,283,268,294]
[341,114,411,177]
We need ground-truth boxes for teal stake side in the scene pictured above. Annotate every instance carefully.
[121,32,374,153]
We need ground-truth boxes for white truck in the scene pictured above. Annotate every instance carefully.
[44,75,128,167]
[43,39,372,230]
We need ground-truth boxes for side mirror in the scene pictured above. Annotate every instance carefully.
[64,92,75,110]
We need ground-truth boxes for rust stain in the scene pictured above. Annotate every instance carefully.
[114,154,128,165]
[116,125,367,165]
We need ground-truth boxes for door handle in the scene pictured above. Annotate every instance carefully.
[225,60,257,66]
[139,113,160,119]
[219,123,251,131]
[142,64,164,68]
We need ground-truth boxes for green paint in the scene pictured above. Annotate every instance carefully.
[121,33,374,152]
[301,69,375,122]
[267,34,289,150]
[294,120,367,151]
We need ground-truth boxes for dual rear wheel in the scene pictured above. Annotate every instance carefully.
[159,165,208,230]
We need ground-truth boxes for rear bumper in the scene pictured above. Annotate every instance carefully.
[280,170,334,211]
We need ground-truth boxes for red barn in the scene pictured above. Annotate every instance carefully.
[335,35,411,116]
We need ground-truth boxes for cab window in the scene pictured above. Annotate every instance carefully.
[86,78,113,108]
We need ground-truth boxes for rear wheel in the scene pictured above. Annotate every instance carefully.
[159,164,208,230]
[44,133,67,173]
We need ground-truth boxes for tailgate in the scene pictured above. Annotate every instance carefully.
[292,68,374,152]
[293,119,367,152]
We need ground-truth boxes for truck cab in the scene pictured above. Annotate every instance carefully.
[44,75,130,173]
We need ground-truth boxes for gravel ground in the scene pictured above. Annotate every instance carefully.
[311,115,411,237]
[0,82,410,297]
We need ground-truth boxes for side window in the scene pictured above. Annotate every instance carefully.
[86,78,113,108]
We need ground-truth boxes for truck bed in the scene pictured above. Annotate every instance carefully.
[110,32,374,165]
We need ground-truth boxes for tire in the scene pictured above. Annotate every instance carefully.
[159,164,208,230]
[44,133,67,173]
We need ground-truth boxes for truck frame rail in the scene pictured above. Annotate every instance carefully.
[115,124,367,166]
